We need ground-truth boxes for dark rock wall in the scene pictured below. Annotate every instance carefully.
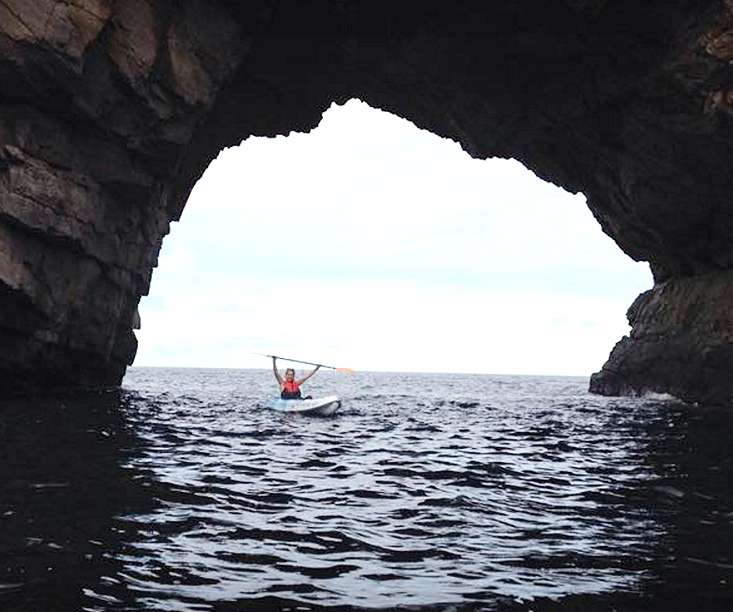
[590,271,733,405]
[0,0,244,389]
[1,0,733,402]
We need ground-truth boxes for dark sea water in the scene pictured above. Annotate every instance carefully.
[1,368,732,612]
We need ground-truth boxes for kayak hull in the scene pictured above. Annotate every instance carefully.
[265,395,342,416]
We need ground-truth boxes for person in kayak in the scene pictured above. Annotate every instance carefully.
[272,356,320,399]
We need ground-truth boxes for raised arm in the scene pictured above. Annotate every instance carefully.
[272,356,284,385]
[296,364,320,385]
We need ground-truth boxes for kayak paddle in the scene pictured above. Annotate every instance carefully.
[256,353,356,373]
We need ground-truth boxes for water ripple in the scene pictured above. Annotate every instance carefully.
[2,369,732,611]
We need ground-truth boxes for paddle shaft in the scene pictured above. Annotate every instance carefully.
[262,353,336,370]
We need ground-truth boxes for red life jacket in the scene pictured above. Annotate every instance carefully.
[281,380,301,399]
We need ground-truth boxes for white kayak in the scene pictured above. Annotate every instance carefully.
[265,395,342,416]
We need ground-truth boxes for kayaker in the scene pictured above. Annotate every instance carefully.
[272,356,320,399]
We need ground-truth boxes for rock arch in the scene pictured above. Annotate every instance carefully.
[1,0,732,403]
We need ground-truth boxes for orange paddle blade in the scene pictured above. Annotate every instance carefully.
[336,367,357,374]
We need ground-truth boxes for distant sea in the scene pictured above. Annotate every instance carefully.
[1,367,732,611]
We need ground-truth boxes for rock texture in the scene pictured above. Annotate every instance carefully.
[589,271,733,405]
[1,0,733,402]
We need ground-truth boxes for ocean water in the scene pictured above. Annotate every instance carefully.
[1,367,732,612]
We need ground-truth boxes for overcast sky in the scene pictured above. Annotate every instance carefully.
[132,99,652,376]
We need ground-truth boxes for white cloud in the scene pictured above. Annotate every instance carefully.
[135,99,652,375]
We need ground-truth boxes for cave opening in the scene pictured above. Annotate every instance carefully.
[133,99,651,376]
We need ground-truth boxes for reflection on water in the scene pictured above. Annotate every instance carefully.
[636,403,733,610]
[0,390,157,611]
[0,369,731,611]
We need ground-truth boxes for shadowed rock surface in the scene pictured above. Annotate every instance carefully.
[1,0,732,402]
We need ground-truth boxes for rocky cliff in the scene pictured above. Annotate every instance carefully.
[1,0,732,403]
